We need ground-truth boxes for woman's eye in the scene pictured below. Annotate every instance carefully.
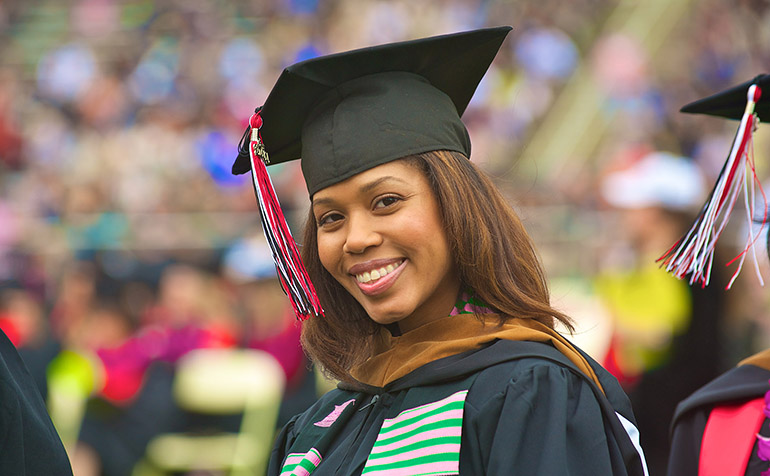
[374,196,400,209]
[317,213,343,227]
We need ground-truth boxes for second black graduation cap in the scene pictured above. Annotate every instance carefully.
[659,74,769,289]
[232,26,512,196]
[680,74,770,120]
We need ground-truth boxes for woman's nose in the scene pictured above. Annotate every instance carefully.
[342,214,382,255]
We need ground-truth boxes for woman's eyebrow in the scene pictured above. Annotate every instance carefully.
[312,176,410,208]
[311,197,333,209]
[359,176,409,193]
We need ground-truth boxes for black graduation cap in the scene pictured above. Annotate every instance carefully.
[659,74,768,289]
[232,25,512,196]
[680,74,770,121]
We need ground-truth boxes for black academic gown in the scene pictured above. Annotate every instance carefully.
[0,329,73,475]
[667,362,770,476]
[268,339,647,476]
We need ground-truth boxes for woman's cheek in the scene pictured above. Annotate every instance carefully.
[317,234,342,279]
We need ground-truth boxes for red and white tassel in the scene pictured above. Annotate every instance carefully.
[658,84,767,289]
[247,111,324,320]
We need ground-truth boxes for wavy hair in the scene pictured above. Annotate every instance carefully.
[300,149,573,383]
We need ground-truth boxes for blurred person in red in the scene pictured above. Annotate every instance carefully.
[596,149,726,475]
[222,233,319,426]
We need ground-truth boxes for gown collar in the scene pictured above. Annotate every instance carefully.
[350,313,603,391]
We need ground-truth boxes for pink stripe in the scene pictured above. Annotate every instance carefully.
[314,399,355,427]
[284,453,305,465]
[291,466,311,476]
[463,302,494,314]
[378,409,463,440]
[374,427,461,453]
[381,391,467,429]
[364,456,460,476]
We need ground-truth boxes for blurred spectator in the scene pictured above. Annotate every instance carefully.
[222,233,318,425]
[595,150,728,475]
[514,25,579,81]
[50,261,98,346]
[36,42,96,105]
[0,287,60,398]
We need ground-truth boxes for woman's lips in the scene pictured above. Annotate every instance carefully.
[353,259,406,296]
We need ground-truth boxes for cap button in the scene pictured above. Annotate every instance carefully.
[250,113,263,130]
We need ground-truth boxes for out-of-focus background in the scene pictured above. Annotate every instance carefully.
[2,0,770,475]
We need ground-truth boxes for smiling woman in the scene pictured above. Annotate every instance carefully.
[232,27,649,476]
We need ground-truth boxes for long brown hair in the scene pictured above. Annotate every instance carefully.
[300,149,573,383]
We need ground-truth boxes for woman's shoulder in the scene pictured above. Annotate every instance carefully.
[467,338,600,379]
[457,340,647,476]
[466,341,581,396]
[463,339,629,412]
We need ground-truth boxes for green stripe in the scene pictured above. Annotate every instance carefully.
[466,295,487,306]
[380,400,464,432]
[374,418,463,447]
[453,293,485,312]
[282,460,318,474]
[299,458,319,472]
[368,435,461,460]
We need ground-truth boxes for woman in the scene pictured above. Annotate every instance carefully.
[232,26,648,475]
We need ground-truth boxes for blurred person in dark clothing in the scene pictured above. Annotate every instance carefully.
[0,300,73,473]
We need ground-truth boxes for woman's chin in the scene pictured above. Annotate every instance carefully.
[368,313,408,327]
[364,306,412,327]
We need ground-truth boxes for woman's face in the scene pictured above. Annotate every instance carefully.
[312,159,461,332]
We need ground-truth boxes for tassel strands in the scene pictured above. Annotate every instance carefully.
[658,84,766,289]
[243,110,324,320]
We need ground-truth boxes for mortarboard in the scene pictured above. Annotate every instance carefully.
[232,26,512,319]
[680,74,770,121]
[658,75,767,289]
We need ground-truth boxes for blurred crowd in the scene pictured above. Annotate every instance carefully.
[3,0,770,475]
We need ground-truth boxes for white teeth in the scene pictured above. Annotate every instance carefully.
[355,261,402,283]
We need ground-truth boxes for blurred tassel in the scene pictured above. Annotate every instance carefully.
[240,109,324,320]
[658,84,766,289]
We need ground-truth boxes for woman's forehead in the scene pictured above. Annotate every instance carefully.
[312,160,426,204]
